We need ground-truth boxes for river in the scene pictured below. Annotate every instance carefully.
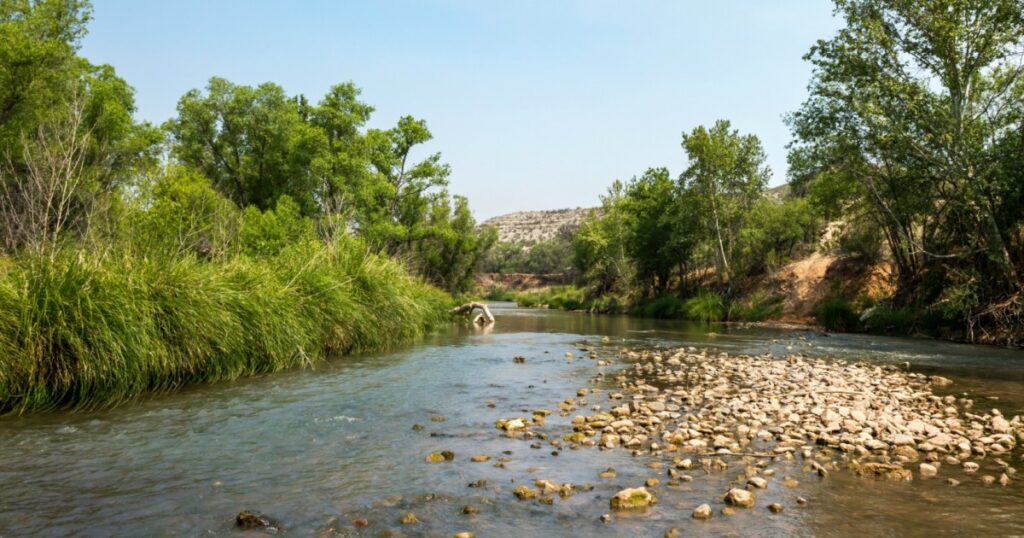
[1,303,1022,537]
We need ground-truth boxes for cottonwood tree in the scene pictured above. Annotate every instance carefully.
[680,120,769,285]
[789,0,1024,309]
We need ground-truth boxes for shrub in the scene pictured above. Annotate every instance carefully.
[731,290,784,321]
[814,295,858,331]
[637,296,686,319]
[683,292,725,323]
[861,304,914,334]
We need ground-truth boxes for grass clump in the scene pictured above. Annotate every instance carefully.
[683,292,725,323]
[0,241,450,413]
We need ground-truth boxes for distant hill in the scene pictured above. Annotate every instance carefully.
[481,207,597,244]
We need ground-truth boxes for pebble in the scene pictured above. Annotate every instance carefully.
[692,504,712,519]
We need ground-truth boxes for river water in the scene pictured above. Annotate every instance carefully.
[1,303,1022,537]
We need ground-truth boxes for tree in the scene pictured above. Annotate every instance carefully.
[789,0,1024,301]
[681,120,769,284]
[165,78,329,215]
[574,181,634,295]
[0,0,159,253]
[620,168,692,295]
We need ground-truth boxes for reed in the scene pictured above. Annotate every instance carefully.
[0,240,451,413]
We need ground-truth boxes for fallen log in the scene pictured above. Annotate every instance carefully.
[452,302,495,325]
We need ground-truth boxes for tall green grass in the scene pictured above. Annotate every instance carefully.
[0,241,451,413]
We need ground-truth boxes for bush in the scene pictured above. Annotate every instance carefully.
[837,221,882,262]
[861,304,914,334]
[814,295,858,331]
[636,296,686,319]
[684,292,724,323]
[731,290,784,321]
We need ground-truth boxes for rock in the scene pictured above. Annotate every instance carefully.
[919,463,938,478]
[747,476,768,489]
[783,477,800,488]
[431,415,445,422]
[470,454,490,463]
[721,506,737,516]
[462,506,479,515]
[930,376,953,387]
[514,485,538,500]
[893,434,915,446]
[946,478,960,486]
[454,533,475,538]
[600,514,612,523]
[724,488,756,508]
[599,467,617,479]
[768,503,784,514]
[664,528,681,538]
[496,418,526,431]
[963,462,980,472]
[981,475,996,485]
[645,478,660,487]
[535,479,560,495]
[351,519,368,528]
[236,510,273,530]
[610,487,657,510]
[400,513,419,525]
[426,451,454,463]
[692,504,712,520]
[999,473,1010,486]
[854,462,913,481]
[992,415,1011,434]
[513,355,525,363]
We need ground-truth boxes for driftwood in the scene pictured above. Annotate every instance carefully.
[453,302,495,325]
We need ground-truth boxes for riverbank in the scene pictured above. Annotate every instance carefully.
[0,242,452,413]
[481,250,1023,347]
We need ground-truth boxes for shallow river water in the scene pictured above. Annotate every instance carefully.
[1,303,1023,537]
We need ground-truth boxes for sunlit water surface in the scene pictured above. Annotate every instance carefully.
[1,304,1023,537]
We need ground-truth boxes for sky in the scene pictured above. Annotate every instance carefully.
[80,0,842,220]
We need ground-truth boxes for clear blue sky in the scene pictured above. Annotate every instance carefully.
[81,0,841,220]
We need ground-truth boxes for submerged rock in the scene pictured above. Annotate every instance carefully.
[235,510,274,530]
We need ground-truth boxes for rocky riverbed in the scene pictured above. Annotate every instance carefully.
[494,345,1023,526]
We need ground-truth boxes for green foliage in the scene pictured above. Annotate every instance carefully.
[683,292,725,323]
[736,198,816,275]
[681,120,770,282]
[730,290,784,322]
[814,295,858,332]
[789,0,1024,337]
[239,196,315,257]
[513,286,589,310]
[635,296,686,319]
[0,241,450,413]
[861,304,914,335]
[479,232,576,276]
[574,188,634,296]
[126,167,240,258]
[165,78,329,214]
[836,218,883,262]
